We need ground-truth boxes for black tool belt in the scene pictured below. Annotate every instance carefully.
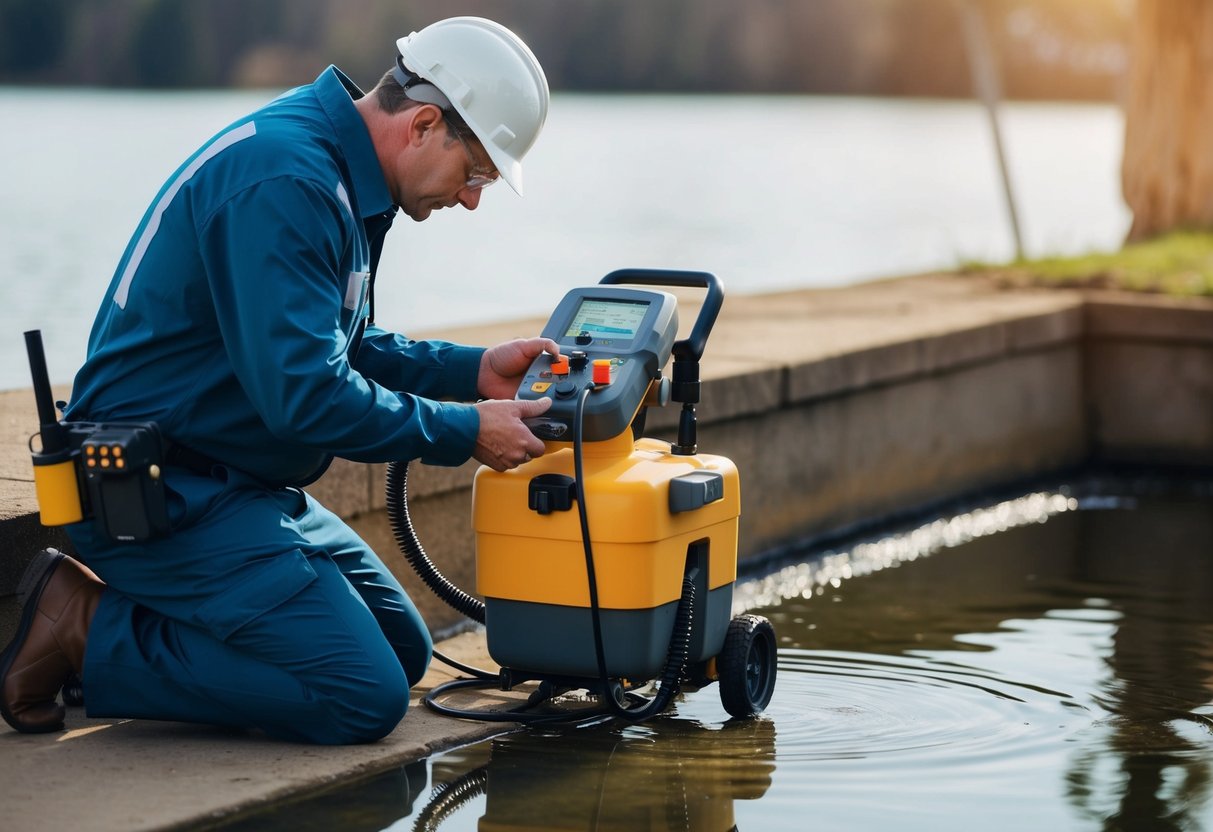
[163,438,275,489]
[163,439,225,478]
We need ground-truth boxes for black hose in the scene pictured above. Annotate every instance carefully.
[385,460,495,681]
[411,765,489,832]
[385,458,600,719]
[385,460,485,625]
[422,677,613,726]
[644,574,696,716]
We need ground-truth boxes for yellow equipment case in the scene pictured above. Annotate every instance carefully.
[475,432,740,679]
[405,269,776,723]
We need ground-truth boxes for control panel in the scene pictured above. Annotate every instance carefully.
[516,286,679,442]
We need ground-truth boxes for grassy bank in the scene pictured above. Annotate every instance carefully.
[969,230,1213,297]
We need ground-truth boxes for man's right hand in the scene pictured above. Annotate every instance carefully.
[472,397,553,471]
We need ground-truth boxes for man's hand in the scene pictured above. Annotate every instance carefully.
[478,337,561,400]
[473,397,553,471]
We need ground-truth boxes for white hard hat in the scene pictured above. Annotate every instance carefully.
[396,17,549,195]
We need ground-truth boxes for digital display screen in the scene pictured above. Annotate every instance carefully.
[564,298,649,341]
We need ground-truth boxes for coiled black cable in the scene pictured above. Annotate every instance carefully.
[385,460,494,681]
[387,456,616,722]
[386,460,485,625]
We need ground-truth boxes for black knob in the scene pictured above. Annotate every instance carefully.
[569,350,588,371]
[554,381,578,399]
[575,332,593,346]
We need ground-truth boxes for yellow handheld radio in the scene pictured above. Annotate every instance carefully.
[26,331,85,527]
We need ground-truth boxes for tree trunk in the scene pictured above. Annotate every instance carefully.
[1122,0,1213,241]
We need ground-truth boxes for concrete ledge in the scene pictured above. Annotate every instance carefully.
[1080,294,1213,466]
[1085,293,1213,344]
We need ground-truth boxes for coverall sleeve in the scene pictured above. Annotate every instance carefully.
[354,326,485,402]
[197,176,479,466]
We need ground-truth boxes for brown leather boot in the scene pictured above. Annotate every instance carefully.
[0,549,104,733]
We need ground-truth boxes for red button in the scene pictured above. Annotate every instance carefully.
[592,359,612,384]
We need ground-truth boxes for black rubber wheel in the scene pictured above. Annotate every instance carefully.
[718,614,777,718]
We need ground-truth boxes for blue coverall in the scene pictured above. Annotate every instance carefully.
[64,67,484,744]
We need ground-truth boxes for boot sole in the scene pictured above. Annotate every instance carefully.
[0,549,67,733]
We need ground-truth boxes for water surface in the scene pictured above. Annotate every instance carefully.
[213,481,1213,831]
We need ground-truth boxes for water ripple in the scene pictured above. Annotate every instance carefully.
[752,648,1092,766]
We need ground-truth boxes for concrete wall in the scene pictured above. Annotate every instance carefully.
[2,275,1211,634]
[1085,297,1213,465]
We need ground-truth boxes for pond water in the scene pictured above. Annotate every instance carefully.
[212,478,1213,831]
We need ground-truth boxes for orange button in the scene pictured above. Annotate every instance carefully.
[592,359,612,385]
[549,356,569,375]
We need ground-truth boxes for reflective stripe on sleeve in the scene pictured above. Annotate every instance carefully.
[113,120,258,309]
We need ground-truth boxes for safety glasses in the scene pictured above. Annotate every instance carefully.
[447,120,500,191]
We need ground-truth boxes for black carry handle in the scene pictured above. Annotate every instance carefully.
[599,268,724,362]
[24,330,68,454]
[599,269,722,454]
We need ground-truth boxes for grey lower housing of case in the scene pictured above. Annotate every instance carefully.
[485,583,734,680]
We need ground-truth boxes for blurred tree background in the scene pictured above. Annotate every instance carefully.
[1120,0,1213,240]
[0,0,1128,98]
[15,0,1211,248]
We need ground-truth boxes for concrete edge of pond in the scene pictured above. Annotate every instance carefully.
[0,272,1211,831]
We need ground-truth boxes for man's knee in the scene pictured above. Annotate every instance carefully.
[315,662,410,744]
[400,636,434,689]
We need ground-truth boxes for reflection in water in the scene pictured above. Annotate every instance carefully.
[1061,499,1213,831]
[208,482,1213,831]
[424,717,775,831]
